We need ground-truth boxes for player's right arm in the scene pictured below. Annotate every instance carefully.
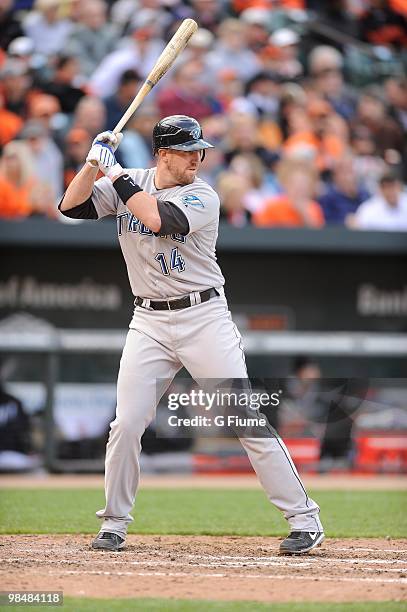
[59,163,99,215]
[59,131,122,219]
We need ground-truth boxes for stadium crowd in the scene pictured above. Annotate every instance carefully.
[0,0,406,230]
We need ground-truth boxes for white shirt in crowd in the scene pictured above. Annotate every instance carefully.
[354,191,407,231]
[23,13,73,57]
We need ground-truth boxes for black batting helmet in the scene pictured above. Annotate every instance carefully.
[152,115,214,156]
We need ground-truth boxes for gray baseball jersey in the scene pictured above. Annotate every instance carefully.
[92,168,225,299]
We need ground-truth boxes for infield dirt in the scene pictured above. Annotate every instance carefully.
[1,534,406,603]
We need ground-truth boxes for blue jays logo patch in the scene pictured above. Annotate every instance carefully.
[190,127,201,140]
[182,194,204,208]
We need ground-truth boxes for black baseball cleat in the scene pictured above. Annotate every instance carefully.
[91,531,125,551]
[279,531,325,555]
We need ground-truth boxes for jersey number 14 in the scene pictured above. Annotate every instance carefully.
[155,248,186,275]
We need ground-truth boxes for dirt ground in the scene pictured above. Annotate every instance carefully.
[1,473,406,490]
[1,534,406,603]
[1,474,406,603]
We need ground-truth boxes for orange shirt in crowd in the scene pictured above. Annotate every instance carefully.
[0,108,23,147]
[391,0,407,17]
[282,132,345,172]
[0,176,32,218]
[253,194,325,228]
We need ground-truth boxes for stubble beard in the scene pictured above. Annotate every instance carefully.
[167,160,197,186]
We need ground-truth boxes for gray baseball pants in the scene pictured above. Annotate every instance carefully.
[96,292,323,537]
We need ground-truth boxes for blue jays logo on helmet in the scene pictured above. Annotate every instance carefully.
[190,127,201,140]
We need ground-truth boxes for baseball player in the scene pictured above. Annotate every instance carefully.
[59,115,324,555]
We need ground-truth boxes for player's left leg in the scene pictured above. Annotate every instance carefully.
[176,292,324,553]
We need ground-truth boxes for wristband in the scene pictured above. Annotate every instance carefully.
[113,174,143,204]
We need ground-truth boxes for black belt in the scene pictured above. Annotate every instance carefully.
[135,288,219,311]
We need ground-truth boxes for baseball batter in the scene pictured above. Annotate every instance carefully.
[60,115,324,555]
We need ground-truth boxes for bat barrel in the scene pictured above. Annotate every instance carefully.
[112,19,198,134]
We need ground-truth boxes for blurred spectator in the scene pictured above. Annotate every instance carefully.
[27,92,60,127]
[0,140,54,218]
[355,87,405,163]
[119,103,159,169]
[0,140,35,206]
[66,0,118,78]
[38,54,85,114]
[71,95,106,138]
[306,1,358,37]
[0,58,32,118]
[109,0,170,30]
[267,28,303,80]
[281,97,348,173]
[103,68,141,131]
[63,127,92,189]
[215,68,244,112]
[0,173,31,218]
[7,35,35,69]
[278,82,307,139]
[385,77,407,178]
[350,170,407,231]
[0,93,23,147]
[217,172,253,227]
[0,0,23,51]
[185,27,215,63]
[240,8,270,52]
[26,91,67,154]
[285,357,357,470]
[89,9,165,97]
[385,77,407,132]
[253,158,324,228]
[284,356,325,430]
[351,126,387,193]
[242,71,281,119]
[308,45,357,121]
[23,0,73,58]
[0,376,37,472]
[358,0,407,50]
[19,119,63,203]
[207,18,261,81]
[318,156,370,224]
[223,111,276,168]
[190,0,226,33]
[157,59,220,120]
[181,27,216,86]
[228,152,275,213]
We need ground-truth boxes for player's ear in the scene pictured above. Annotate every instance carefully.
[157,149,167,162]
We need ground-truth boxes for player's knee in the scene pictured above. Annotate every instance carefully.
[108,416,146,439]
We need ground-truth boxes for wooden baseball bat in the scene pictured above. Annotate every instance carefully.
[113,18,198,134]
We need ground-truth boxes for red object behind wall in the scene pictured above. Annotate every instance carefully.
[192,434,407,474]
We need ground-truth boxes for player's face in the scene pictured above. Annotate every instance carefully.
[162,149,202,186]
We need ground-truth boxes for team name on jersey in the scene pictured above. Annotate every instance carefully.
[116,212,186,243]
